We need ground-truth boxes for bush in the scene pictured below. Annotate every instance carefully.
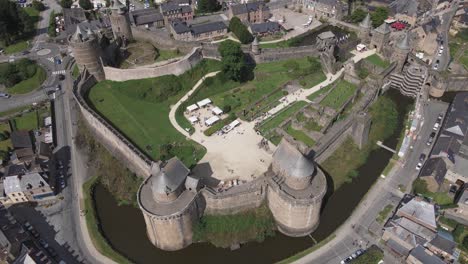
[229,17,253,44]
[218,40,249,82]
[48,11,57,37]
[197,0,221,13]
[222,105,231,113]
[0,59,37,88]
[412,178,429,194]
[370,7,389,28]
[79,0,93,10]
[0,132,7,141]
[32,0,46,11]
[349,9,367,23]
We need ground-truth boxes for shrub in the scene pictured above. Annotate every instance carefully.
[229,17,253,44]
[0,59,37,87]
[79,0,93,10]
[32,0,46,11]
[48,11,57,37]
[412,178,429,194]
[60,0,73,8]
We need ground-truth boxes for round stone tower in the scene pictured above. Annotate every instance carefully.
[137,158,201,251]
[267,139,327,237]
[358,13,372,43]
[110,0,133,42]
[69,26,105,81]
[393,32,411,73]
[251,37,260,55]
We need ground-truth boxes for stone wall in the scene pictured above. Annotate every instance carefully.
[73,73,153,177]
[202,177,267,215]
[254,45,319,63]
[445,75,468,92]
[103,47,204,81]
[132,27,197,53]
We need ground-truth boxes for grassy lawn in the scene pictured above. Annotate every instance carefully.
[322,95,399,190]
[88,60,221,168]
[13,111,38,131]
[365,54,390,69]
[259,101,308,145]
[285,124,315,147]
[155,49,183,62]
[83,176,132,264]
[8,65,46,94]
[0,122,12,153]
[0,106,31,118]
[299,71,327,88]
[72,64,80,79]
[320,80,357,110]
[307,84,333,102]
[376,204,393,223]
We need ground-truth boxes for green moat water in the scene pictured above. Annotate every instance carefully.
[92,90,412,263]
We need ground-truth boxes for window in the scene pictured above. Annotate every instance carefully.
[12,194,15,197]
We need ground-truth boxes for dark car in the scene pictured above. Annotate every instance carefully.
[427,132,436,146]
[58,74,65,80]
[419,154,426,162]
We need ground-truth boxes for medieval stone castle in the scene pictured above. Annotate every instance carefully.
[137,139,327,251]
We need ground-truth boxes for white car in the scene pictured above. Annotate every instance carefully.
[433,64,439,70]
[433,123,440,130]
[416,162,423,170]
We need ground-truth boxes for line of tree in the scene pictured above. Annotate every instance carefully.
[197,0,221,13]
[218,40,250,82]
[0,58,38,87]
[370,7,389,28]
[0,0,36,46]
[229,17,253,44]
[48,11,57,37]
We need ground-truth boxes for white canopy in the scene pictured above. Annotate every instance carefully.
[197,98,212,108]
[205,116,220,126]
[384,18,396,24]
[186,104,199,112]
[188,116,198,124]
[212,107,223,115]
[228,120,240,129]
[44,116,52,127]
[356,44,366,51]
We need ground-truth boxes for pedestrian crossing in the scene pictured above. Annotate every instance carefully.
[47,57,54,63]
[52,70,66,75]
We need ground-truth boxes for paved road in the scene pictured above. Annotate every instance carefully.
[294,98,448,264]
[431,0,458,71]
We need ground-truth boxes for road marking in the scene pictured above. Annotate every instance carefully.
[47,57,54,62]
[52,70,66,75]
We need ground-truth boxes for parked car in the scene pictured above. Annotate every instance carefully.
[55,85,61,91]
[416,162,423,170]
[341,256,354,264]
[355,249,365,257]
[427,132,436,146]
[30,229,39,238]
[39,239,49,248]
[0,93,11,99]
[433,122,440,130]
[24,222,33,231]
[47,247,57,257]
[58,74,65,80]
[433,64,439,70]
[419,154,426,162]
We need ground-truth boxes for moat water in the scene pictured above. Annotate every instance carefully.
[93,90,413,264]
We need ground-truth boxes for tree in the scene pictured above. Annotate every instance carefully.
[48,11,57,37]
[218,40,248,82]
[412,178,429,195]
[79,0,93,10]
[197,0,221,13]
[0,132,7,141]
[0,0,26,45]
[60,0,73,8]
[349,9,366,23]
[370,7,388,28]
[229,17,253,44]
[32,0,46,11]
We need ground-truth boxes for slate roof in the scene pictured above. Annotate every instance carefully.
[397,198,437,230]
[191,21,227,35]
[171,20,191,34]
[420,157,447,185]
[374,22,391,34]
[272,139,315,179]
[160,2,192,14]
[250,21,281,34]
[150,157,189,194]
[11,131,32,150]
[429,234,456,254]
[230,2,268,15]
[359,13,372,29]
[4,164,27,176]
[386,238,411,256]
[130,9,164,26]
[409,245,445,264]
[63,8,86,28]
[317,31,335,40]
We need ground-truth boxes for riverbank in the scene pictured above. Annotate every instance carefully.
[83,176,132,264]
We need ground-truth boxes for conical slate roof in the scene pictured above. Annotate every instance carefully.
[72,25,83,42]
[375,22,390,34]
[360,13,372,29]
[150,157,189,194]
[397,32,411,50]
[252,37,259,45]
[272,139,315,179]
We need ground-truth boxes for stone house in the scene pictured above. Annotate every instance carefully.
[160,2,193,22]
[0,173,55,206]
[249,21,282,37]
[228,2,270,23]
[130,8,165,28]
[170,20,227,41]
[301,0,345,20]
[425,234,457,263]
[406,245,445,264]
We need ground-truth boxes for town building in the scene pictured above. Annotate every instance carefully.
[228,2,270,23]
[160,2,193,22]
[249,21,282,37]
[130,8,165,28]
[301,0,345,20]
[170,20,227,41]
[420,92,468,191]
[382,196,437,256]
[406,245,446,264]
[1,173,55,206]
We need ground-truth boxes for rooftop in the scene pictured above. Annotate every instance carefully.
[130,8,163,26]
[317,31,336,40]
[429,234,456,254]
[11,131,32,150]
[409,245,445,264]
[230,2,269,15]
[151,157,189,194]
[160,2,192,14]
[250,21,281,34]
[272,139,315,179]
[397,197,437,230]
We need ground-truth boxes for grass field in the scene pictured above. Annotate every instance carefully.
[0,122,12,153]
[13,111,38,130]
[259,101,308,145]
[83,176,132,264]
[8,65,46,94]
[88,60,221,167]
[307,84,333,102]
[72,64,80,79]
[0,105,31,118]
[320,80,357,110]
[365,54,390,68]
[285,124,315,147]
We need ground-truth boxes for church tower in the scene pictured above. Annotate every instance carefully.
[69,26,105,81]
